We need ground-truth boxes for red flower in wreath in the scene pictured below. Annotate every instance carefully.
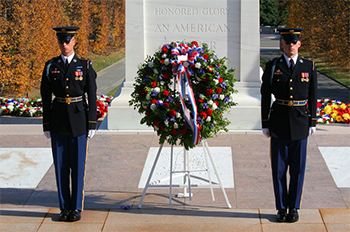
[169,109,177,117]
[206,88,213,95]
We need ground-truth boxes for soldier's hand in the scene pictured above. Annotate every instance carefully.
[262,128,270,138]
[88,130,96,139]
[44,131,51,139]
[309,127,316,135]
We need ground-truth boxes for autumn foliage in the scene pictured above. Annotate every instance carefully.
[288,0,349,68]
[0,0,125,96]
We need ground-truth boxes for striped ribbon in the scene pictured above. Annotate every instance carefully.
[171,42,202,145]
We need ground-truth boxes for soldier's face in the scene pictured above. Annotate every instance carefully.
[281,39,301,58]
[58,37,76,57]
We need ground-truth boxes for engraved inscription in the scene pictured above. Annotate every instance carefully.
[154,24,229,33]
[154,7,229,16]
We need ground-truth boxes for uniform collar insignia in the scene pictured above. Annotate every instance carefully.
[300,59,303,63]
[73,59,77,62]
[279,59,283,62]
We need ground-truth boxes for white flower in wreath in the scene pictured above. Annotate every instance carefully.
[199,94,205,99]
[174,122,179,129]
[154,87,160,93]
[158,100,163,105]
[206,116,211,122]
[8,105,14,111]
[148,62,154,68]
[160,81,165,86]
[176,112,181,118]
[212,104,218,110]
[208,100,214,105]
[164,58,170,65]
[210,59,214,63]
[150,104,157,111]
[146,94,151,100]
[154,69,159,74]
[164,119,169,126]
[219,94,225,100]
[195,62,201,69]
[162,54,167,59]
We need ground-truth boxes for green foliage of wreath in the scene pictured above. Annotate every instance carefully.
[129,41,237,150]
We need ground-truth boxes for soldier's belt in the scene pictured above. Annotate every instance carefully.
[275,99,307,107]
[55,96,83,104]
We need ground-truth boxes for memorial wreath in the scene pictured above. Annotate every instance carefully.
[129,41,237,150]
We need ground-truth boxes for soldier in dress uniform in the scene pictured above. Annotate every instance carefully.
[260,28,317,222]
[40,26,97,222]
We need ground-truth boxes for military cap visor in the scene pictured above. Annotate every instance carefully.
[53,26,80,40]
[278,27,304,44]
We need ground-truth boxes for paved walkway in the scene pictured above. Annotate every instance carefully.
[0,36,349,231]
[0,123,349,231]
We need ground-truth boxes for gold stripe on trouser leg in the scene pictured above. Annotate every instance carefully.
[298,140,309,208]
[81,139,89,211]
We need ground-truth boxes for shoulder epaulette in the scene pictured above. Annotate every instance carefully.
[301,56,315,70]
[78,56,91,69]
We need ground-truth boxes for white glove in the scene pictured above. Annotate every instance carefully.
[44,131,51,139]
[309,127,316,135]
[88,130,96,139]
[262,128,270,138]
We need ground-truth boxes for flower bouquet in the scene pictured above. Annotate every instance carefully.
[316,99,350,124]
[129,41,237,150]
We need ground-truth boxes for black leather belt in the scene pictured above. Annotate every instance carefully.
[276,99,307,107]
[55,96,83,104]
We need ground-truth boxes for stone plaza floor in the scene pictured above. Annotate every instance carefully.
[0,122,349,231]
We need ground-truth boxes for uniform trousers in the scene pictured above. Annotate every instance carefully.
[270,137,308,210]
[51,132,88,211]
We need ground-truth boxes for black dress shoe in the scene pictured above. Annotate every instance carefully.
[69,209,81,222]
[59,209,70,221]
[276,209,287,222]
[287,208,299,222]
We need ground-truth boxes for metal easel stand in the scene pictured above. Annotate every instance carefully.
[137,140,232,209]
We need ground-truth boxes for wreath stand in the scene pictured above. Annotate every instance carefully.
[137,139,232,209]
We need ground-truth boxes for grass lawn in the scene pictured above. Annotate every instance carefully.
[88,48,125,72]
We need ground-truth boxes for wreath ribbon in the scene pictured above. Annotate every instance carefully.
[171,43,202,145]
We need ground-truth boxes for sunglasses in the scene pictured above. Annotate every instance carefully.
[284,40,298,45]
[58,38,72,44]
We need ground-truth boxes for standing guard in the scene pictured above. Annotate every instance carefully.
[260,28,317,222]
[40,26,97,222]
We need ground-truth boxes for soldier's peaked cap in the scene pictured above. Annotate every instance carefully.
[53,26,80,40]
[278,27,304,43]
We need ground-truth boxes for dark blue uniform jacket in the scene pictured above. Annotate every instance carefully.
[41,54,97,137]
[261,55,317,141]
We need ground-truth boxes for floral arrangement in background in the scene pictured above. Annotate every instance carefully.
[316,99,350,124]
[96,95,113,120]
[0,95,113,120]
[0,97,43,117]
[129,41,237,150]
